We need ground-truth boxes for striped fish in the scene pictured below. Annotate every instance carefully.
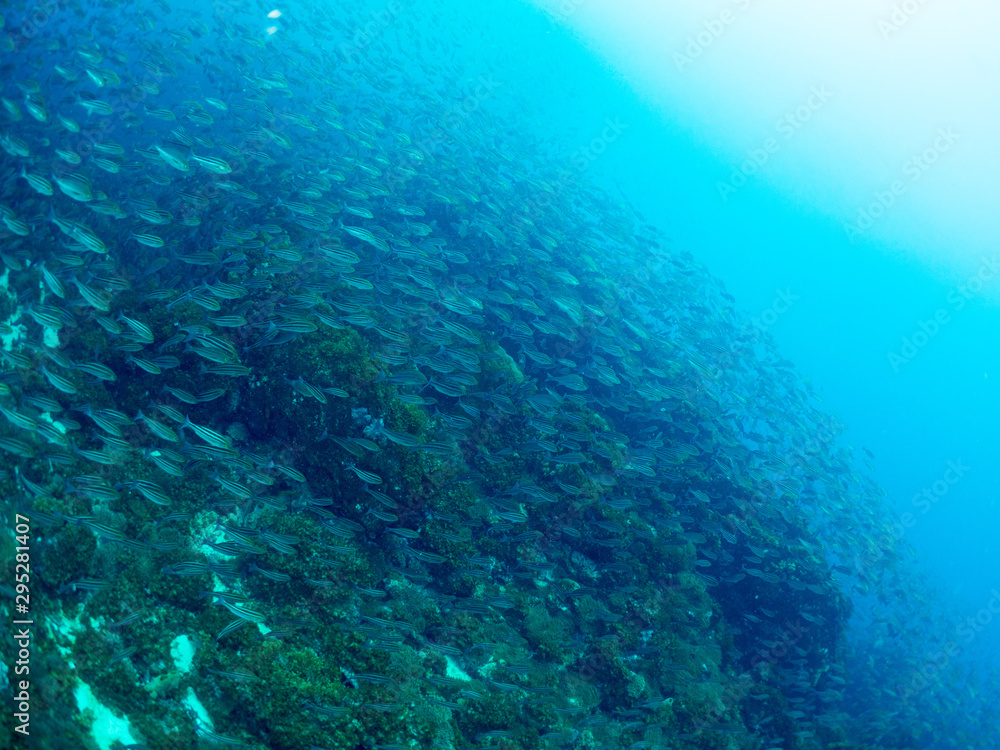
[40,366,77,394]
[136,411,179,442]
[125,479,171,505]
[182,418,232,449]
[74,361,117,381]
[347,464,382,485]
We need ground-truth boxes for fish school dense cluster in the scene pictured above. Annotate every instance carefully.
[0,0,994,748]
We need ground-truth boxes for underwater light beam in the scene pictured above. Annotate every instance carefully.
[529,0,1000,286]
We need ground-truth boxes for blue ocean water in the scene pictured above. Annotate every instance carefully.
[1,0,998,748]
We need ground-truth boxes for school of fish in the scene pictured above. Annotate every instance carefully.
[1,0,997,748]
